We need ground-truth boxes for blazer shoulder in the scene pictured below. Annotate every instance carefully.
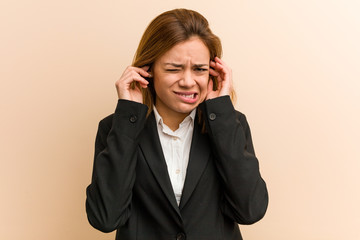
[98,113,114,134]
[235,110,249,127]
[235,110,246,119]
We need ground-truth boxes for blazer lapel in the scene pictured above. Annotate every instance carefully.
[138,113,181,217]
[179,116,211,210]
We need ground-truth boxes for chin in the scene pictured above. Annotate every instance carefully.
[175,103,199,114]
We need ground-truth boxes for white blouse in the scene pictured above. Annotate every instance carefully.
[153,106,196,206]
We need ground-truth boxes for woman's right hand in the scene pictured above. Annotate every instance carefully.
[115,66,151,104]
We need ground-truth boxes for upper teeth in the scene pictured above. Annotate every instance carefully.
[180,94,195,98]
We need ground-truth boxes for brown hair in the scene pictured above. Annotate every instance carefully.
[132,8,235,117]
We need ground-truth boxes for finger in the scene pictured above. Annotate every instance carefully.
[210,60,223,71]
[209,68,219,77]
[139,82,148,88]
[127,70,150,84]
[210,60,224,71]
[134,81,148,89]
[214,58,231,73]
[117,66,150,91]
[127,66,151,78]
[131,75,149,86]
[141,65,150,71]
[214,56,226,66]
[214,63,231,81]
[120,74,149,88]
[215,61,224,70]
[216,59,232,77]
[139,65,152,77]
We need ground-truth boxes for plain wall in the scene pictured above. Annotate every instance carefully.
[1,0,359,239]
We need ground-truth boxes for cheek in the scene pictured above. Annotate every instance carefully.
[198,76,209,91]
[153,75,166,93]
[153,74,175,97]
[154,74,178,88]
[197,77,209,101]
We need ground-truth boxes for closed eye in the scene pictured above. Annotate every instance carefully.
[194,68,208,72]
[165,69,181,72]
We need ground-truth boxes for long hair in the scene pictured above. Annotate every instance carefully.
[132,8,235,119]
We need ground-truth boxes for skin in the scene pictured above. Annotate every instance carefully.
[115,36,233,131]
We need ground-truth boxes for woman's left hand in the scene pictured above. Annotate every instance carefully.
[207,57,233,100]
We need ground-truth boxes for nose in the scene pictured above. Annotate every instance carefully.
[179,69,196,88]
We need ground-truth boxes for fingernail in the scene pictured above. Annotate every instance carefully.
[148,73,152,78]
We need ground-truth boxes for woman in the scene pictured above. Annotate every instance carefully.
[86,8,268,240]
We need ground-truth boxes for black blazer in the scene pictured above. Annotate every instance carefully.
[86,96,268,240]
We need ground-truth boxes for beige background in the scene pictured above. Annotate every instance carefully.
[1,0,359,239]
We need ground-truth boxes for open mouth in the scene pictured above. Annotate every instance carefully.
[174,91,198,103]
[176,93,197,99]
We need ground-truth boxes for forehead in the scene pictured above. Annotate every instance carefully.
[158,37,210,63]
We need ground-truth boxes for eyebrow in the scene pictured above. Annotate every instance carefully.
[163,63,209,68]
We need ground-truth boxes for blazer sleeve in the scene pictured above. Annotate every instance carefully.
[200,96,268,225]
[86,99,148,232]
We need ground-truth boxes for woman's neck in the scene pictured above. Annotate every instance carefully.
[155,106,189,131]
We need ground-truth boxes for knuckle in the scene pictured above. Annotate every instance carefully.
[126,66,135,73]
[131,72,139,79]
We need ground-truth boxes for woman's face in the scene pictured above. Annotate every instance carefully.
[153,37,210,118]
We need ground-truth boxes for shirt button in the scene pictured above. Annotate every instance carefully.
[172,136,178,141]
[129,115,137,123]
[176,232,186,240]
[175,169,180,174]
[209,113,216,121]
